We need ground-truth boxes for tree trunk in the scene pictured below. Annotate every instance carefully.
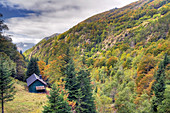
[1,94,4,113]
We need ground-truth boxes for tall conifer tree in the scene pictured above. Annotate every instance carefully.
[65,58,96,112]
[65,58,78,101]
[0,13,8,37]
[76,69,96,113]
[26,57,40,78]
[152,54,169,112]
[43,84,71,113]
[0,52,16,113]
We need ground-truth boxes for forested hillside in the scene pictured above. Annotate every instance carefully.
[24,0,170,112]
[0,15,26,81]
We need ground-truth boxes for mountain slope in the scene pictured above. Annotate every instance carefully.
[24,0,170,112]
[43,33,60,41]
[24,0,169,61]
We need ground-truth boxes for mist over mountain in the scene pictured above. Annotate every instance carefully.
[16,33,60,52]
[16,42,35,52]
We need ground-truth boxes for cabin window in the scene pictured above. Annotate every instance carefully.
[36,86,45,90]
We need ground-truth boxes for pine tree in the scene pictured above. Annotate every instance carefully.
[157,85,170,113]
[76,69,96,113]
[26,57,40,78]
[65,58,79,101]
[43,84,71,113]
[152,54,169,112]
[65,58,96,113]
[0,14,8,37]
[60,47,71,76]
[64,47,71,64]
[75,88,86,113]
[0,52,16,113]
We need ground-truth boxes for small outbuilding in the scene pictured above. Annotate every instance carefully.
[26,73,47,93]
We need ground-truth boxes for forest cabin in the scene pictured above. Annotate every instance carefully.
[26,73,47,93]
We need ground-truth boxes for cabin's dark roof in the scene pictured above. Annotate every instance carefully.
[26,73,47,86]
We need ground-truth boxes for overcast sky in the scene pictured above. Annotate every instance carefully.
[0,0,138,44]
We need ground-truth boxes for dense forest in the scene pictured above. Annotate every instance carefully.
[23,0,170,112]
[0,0,170,112]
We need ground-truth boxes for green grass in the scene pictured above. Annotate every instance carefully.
[1,79,47,113]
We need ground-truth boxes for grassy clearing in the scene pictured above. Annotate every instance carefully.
[1,79,47,113]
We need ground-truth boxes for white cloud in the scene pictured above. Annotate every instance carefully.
[1,0,138,43]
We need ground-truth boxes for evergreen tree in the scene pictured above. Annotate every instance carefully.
[26,57,40,78]
[0,13,8,37]
[65,58,96,113]
[152,54,169,112]
[157,85,170,113]
[76,69,96,113]
[64,47,71,64]
[65,58,78,101]
[43,84,71,113]
[60,47,71,77]
[75,88,85,113]
[0,52,16,113]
